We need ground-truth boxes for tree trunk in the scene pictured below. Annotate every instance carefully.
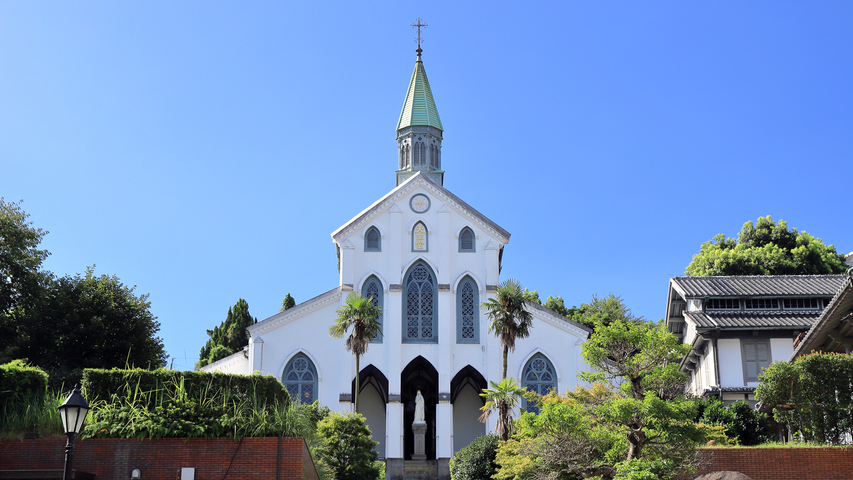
[502,344,508,380]
[355,354,360,413]
[626,427,645,460]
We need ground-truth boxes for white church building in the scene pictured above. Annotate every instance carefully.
[202,45,591,479]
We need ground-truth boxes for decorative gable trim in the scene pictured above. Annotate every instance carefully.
[248,286,342,337]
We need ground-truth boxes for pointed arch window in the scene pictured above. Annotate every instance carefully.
[456,277,479,343]
[365,226,381,252]
[459,227,475,252]
[404,261,437,343]
[283,353,317,404]
[412,221,428,252]
[413,141,421,166]
[521,354,556,414]
[364,276,383,343]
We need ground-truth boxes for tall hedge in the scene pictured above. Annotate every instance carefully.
[0,360,49,402]
[756,352,853,444]
[82,368,289,408]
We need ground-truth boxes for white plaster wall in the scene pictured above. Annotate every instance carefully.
[770,338,793,364]
[717,339,743,387]
[452,384,485,453]
[199,350,250,375]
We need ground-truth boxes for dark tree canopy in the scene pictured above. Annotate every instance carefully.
[196,298,257,369]
[0,199,50,361]
[686,216,847,276]
[280,293,296,312]
[19,267,167,386]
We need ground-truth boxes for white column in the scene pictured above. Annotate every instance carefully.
[436,400,453,459]
[386,400,404,459]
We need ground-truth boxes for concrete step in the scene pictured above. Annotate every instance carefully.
[402,459,436,480]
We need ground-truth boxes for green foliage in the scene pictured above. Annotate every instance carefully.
[0,360,48,401]
[0,199,50,363]
[197,299,257,369]
[293,401,336,480]
[82,373,298,440]
[316,412,380,480]
[580,316,689,400]
[449,434,500,480]
[280,293,296,312]
[482,279,534,379]
[82,368,290,408]
[685,216,847,276]
[571,293,637,330]
[479,378,528,441]
[543,295,576,318]
[17,267,166,387]
[522,288,540,304]
[755,353,853,444]
[330,292,382,411]
[692,397,771,446]
[0,387,67,438]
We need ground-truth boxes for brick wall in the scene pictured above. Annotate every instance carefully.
[691,447,853,480]
[0,437,319,480]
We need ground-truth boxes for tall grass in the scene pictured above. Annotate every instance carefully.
[0,389,69,438]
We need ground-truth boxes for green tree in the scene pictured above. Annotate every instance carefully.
[479,377,528,442]
[686,216,847,276]
[0,199,50,363]
[329,292,382,411]
[18,267,167,387]
[449,434,500,480]
[481,279,533,379]
[280,293,296,312]
[196,298,257,369]
[316,412,381,480]
[571,293,637,330]
[543,295,575,318]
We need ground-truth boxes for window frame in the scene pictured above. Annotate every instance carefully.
[740,338,772,383]
[412,221,429,252]
[403,261,438,343]
[363,276,383,343]
[458,227,475,253]
[456,277,479,344]
[364,226,381,252]
[521,353,557,414]
[282,353,318,405]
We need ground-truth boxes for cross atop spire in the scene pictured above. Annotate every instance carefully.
[411,17,427,58]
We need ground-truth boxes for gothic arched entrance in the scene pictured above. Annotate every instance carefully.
[353,365,389,459]
[401,356,438,460]
[450,365,487,452]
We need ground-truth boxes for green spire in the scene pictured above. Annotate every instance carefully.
[396,49,443,132]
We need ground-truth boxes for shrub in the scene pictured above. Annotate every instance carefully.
[450,434,500,480]
[316,412,380,480]
[0,360,49,402]
[691,396,771,446]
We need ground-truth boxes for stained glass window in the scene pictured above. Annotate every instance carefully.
[457,277,478,343]
[365,226,381,252]
[404,262,436,342]
[283,353,317,404]
[521,354,556,414]
[364,276,383,343]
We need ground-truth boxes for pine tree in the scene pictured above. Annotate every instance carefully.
[196,298,257,369]
[280,293,296,312]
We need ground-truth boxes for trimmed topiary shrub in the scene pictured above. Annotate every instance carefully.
[0,360,49,402]
[449,434,500,480]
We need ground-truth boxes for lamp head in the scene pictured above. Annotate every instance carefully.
[58,384,90,435]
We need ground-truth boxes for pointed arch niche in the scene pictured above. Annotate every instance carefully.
[458,227,475,252]
[365,226,381,252]
[411,221,428,252]
[403,261,437,343]
[450,366,487,452]
[456,276,479,344]
[282,352,318,405]
[353,365,388,458]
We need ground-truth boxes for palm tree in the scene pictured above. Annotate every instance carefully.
[329,292,382,412]
[479,377,528,441]
[481,278,533,379]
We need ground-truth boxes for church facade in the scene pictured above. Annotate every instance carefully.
[202,46,591,479]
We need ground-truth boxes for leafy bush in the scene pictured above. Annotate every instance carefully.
[449,434,500,480]
[756,352,853,444]
[692,396,771,445]
[0,360,48,401]
[316,412,380,480]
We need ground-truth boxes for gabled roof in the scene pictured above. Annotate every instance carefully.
[396,56,443,131]
[671,275,846,298]
[685,310,821,330]
[791,275,853,358]
[331,172,510,243]
[248,286,342,337]
[525,300,593,335]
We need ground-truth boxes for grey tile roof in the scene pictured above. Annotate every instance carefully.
[671,275,846,298]
[684,310,821,329]
[791,276,853,358]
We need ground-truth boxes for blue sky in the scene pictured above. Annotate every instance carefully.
[2,2,850,370]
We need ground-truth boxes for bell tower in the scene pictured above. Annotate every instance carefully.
[396,19,444,186]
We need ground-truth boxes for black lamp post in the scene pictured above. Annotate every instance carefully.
[58,384,90,480]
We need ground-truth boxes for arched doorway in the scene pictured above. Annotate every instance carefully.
[401,356,438,460]
[450,366,487,452]
[353,365,389,459]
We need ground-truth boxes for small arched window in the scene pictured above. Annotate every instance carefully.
[459,227,475,252]
[404,261,437,343]
[414,141,421,166]
[363,276,383,343]
[283,353,318,404]
[457,276,479,343]
[365,227,381,252]
[412,221,428,252]
[521,354,556,414]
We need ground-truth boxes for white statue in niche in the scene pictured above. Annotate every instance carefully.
[414,390,425,424]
